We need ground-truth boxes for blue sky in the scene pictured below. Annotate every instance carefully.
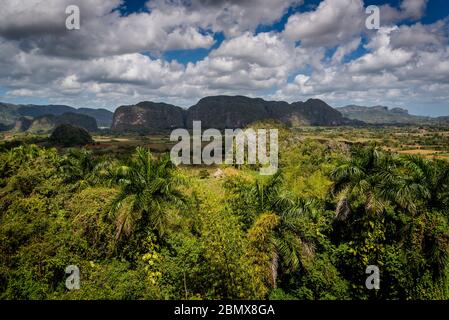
[0,0,448,116]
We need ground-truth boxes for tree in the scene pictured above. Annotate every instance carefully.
[330,146,394,221]
[59,148,96,186]
[391,155,449,215]
[330,146,449,299]
[226,172,318,290]
[110,147,184,241]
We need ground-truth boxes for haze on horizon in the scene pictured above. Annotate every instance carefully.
[0,0,448,116]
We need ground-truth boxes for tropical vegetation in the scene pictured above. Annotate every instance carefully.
[0,127,448,300]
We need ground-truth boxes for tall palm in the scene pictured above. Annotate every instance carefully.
[89,159,129,187]
[332,147,449,280]
[330,146,393,221]
[393,155,449,214]
[1,145,45,186]
[59,148,97,186]
[387,155,449,278]
[110,147,184,241]
[245,172,317,289]
[6,144,42,166]
[250,171,284,214]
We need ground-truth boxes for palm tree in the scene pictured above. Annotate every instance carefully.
[245,172,317,289]
[1,145,45,185]
[110,147,184,241]
[89,159,129,187]
[7,144,42,165]
[248,202,317,289]
[59,148,96,187]
[393,155,449,214]
[331,147,449,282]
[330,146,393,221]
[387,155,449,278]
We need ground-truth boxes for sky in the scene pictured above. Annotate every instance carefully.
[0,0,448,116]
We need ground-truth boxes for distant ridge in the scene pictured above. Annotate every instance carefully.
[8,112,98,134]
[337,105,433,124]
[112,95,359,133]
[0,102,113,129]
[2,98,448,134]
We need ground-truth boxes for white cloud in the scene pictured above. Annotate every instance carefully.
[149,0,303,37]
[283,0,364,47]
[332,37,361,63]
[390,20,448,49]
[0,0,214,58]
[342,27,429,76]
[379,0,429,25]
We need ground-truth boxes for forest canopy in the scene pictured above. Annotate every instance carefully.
[0,128,448,300]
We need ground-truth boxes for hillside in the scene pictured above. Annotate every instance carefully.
[76,108,114,127]
[112,101,185,132]
[0,103,113,130]
[292,99,356,126]
[337,105,432,124]
[436,116,449,124]
[0,103,20,128]
[49,124,94,147]
[112,95,357,132]
[15,112,98,134]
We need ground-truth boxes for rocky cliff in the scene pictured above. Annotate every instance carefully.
[112,95,356,132]
[112,101,185,132]
[0,103,113,130]
[24,112,98,133]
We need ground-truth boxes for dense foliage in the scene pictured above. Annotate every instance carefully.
[49,124,93,147]
[0,130,448,300]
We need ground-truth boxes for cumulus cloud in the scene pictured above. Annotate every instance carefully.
[0,0,121,39]
[283,0,364,47]
[332,37,362,63]
[150,0,303,37]
[183,31,321,93]
[389,19,449,49]
[379,0,429,25]
[349,27,414,74]
[0,0,303,59]
[0,0,214,58]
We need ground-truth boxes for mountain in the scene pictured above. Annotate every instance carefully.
[0,102,114,130]
[16,112,98,134]
[112,95,357,132]
[112,101,185,132]
[0,102,20,127]
[76,108,114,127]
[17,104,75,117]
[292,99,356,126]
[337,105,432,124]
[436,116,449,124]
[185,96,276,129]
[12,117,33,132]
